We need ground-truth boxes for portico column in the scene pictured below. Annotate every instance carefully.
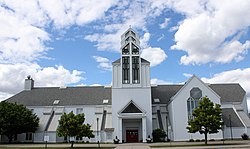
[118,117,123,142]
[142,117,147,142]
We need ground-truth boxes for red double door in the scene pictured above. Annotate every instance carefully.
[126,129,138,143]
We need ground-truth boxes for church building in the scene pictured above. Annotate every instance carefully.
[2,28,250,143]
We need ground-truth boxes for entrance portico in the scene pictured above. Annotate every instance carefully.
[118,101,147,143]
[118,114,147,143]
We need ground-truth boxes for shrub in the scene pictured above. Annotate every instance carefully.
[195,139,200,142]
[152,129,166,142]
[209,139,215,141]
[189,139,194,142]
[241,133,249,140]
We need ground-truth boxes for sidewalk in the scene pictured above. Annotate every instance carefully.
[149,140,250,149]
[116,143,150,149]
[0,140,250,149]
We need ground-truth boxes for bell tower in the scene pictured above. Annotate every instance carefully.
[119,27,144,87]
[112,28,152,143]
[112,27,150,88]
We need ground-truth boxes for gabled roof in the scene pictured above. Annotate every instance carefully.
[151,83,245,104]
[170,75,221,102]
[121,102,142,113]
[222,108,244,127]
[6,86,111,106]
[209,84,246,103]
[118,100,146,114]
[141,58,150,64]
[151,85,183,104]
[112,58,120,64]
[5,82,246,106]
[112,58,150,64]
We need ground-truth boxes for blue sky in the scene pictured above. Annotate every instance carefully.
[0,0,250,103]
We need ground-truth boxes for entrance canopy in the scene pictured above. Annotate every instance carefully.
[118,100,146,118]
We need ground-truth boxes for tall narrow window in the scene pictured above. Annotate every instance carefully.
[125,31,129,37]
[26,132,32,141]
[187,88,202,120]
[122,44,129,54]
[131,31,136,37]
[132,43,139,54]
[132,56,140,84]
[122,57,130,84]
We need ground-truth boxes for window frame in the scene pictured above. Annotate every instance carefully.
[122,56,130,84]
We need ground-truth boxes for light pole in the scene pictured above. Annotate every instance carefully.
[229,114,233,140]
[222,123,225,144]
[97,118,100,148]
[166,116,169,141]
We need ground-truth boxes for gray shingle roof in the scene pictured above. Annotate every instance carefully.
[112,58,150,64]
[112,58,120,64]
[6,86,111,106]
[209,84,246,103]
[5,83,245,106]
[151,84,245,104]
[151,85,183,104]
[141,58,150,64]
[222,108,244,127]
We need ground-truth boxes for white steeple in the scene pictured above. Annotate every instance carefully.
[120,28,141,85]
[112,28,150,88]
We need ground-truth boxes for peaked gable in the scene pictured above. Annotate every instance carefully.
[119,100,145,114]
[170,75,220,102]
[122,102,142,113]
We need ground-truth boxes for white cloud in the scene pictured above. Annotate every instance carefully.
[84,1,169,52]
[169,0,250,65]
[183,73,192,78]
[151,78,170,85]
[159,18,170,29]
[141,47,167,67]
[201,68,250,96]
[0,63,83,96]
[157,34,165,42]
[0,92,13,102]
[90,84,102,86]
[2,0,116,29]
[0,6,50,64]
[140,33,151,49]
[0,0,118,101]
[0,0,117,64]
[93,56,112,71]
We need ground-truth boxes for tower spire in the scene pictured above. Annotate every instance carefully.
[120,28,141,85]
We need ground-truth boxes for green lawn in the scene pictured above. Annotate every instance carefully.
[150,143,240,148]
[0,147,114,149]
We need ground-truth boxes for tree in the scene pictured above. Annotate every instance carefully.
[57,111,94,148]
[0,101,39,143]
[187,97,223,145]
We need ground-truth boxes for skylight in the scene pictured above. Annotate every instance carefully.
[154,98,160,103]
[53,100,60,105]
[103,99,109,104]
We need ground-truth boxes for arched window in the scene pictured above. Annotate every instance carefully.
[187,88,202,120]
